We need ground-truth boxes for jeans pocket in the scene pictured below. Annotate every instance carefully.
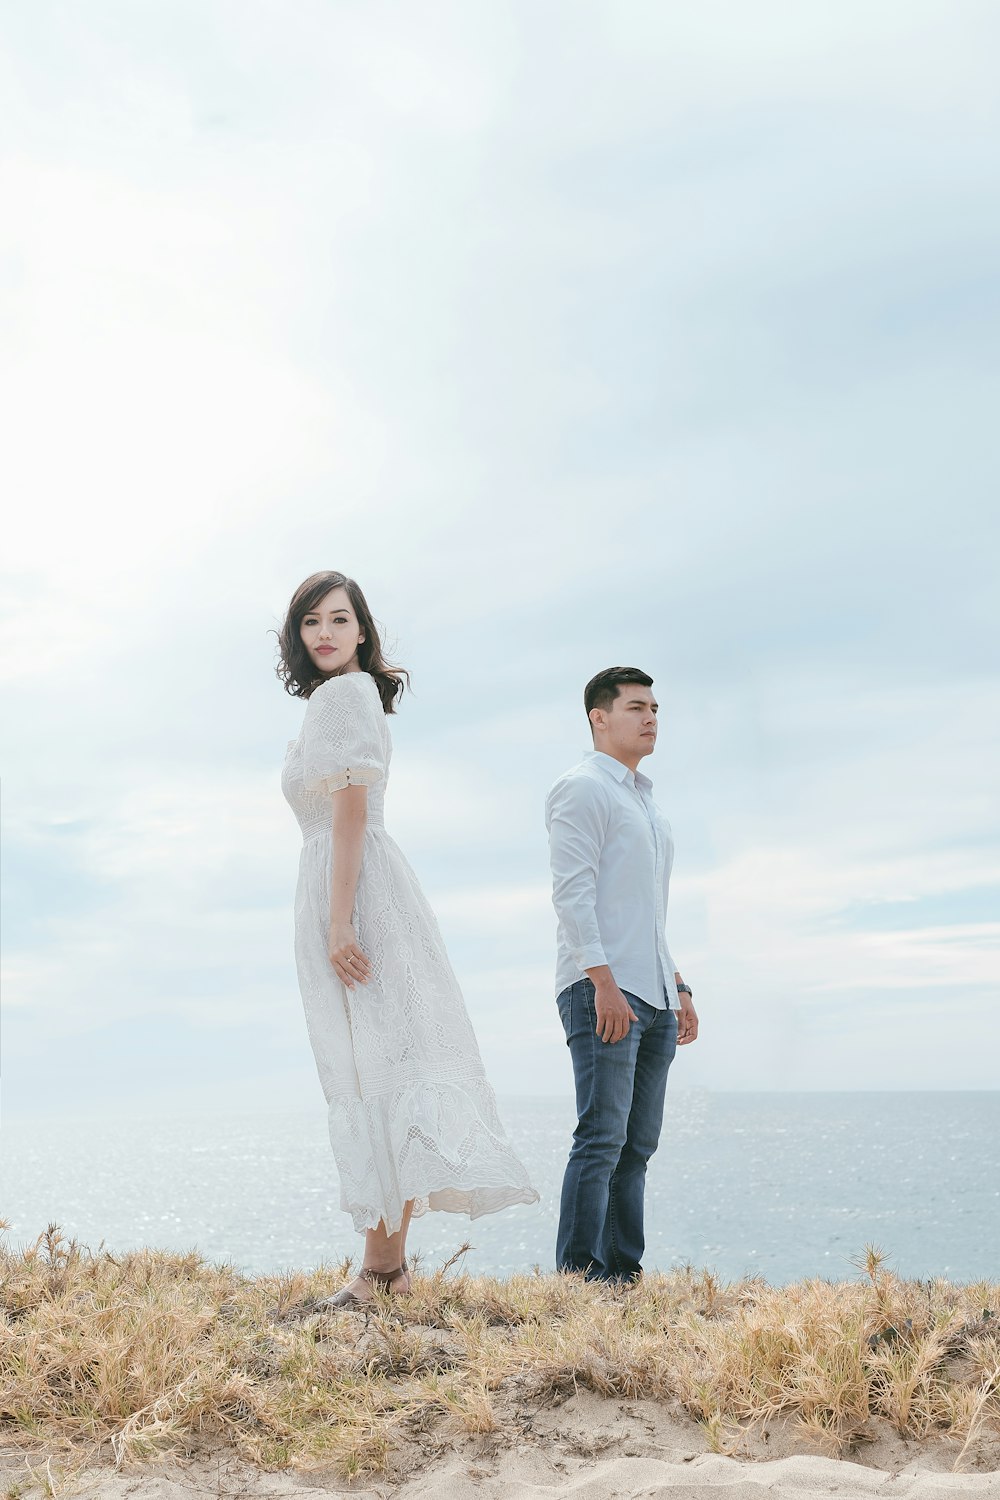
[558,980,596,1045]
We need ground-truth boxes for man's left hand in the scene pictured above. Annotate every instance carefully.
[677,996,699,1045]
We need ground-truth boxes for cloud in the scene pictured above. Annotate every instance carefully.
[2,0,998,1112]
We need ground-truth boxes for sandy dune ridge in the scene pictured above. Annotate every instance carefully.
[8,1442,999,1499]
[5,1388,998,1500]
[2,1229,997,1498]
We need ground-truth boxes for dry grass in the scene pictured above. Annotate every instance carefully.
[1,1224,997,1485]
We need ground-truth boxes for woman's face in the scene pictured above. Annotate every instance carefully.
[299,587,365,676]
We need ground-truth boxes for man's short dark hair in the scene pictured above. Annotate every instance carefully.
[584,667,654,723]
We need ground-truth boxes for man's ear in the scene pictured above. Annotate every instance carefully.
[588,707,603,735]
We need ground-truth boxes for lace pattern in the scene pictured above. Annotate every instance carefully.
[301,673,386,795]
[281,671,538,1234]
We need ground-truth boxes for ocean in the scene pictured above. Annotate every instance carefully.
[2,1092,997,1286]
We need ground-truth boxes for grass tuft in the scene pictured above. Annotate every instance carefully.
[0,1225,997,1483]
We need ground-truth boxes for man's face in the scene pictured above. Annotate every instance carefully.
[593,684,659,761]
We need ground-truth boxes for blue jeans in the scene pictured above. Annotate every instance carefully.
[556,978,677,1281]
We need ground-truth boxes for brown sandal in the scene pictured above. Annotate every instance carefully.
[320,1261,410,1310]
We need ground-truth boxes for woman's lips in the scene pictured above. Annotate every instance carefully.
[316,646,335,655]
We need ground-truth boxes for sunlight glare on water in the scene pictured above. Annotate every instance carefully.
[2,1093,997,1284]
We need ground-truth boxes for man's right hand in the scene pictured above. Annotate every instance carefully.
[593,979,638,1044]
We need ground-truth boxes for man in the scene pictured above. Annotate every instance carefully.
[545,666,698,1282]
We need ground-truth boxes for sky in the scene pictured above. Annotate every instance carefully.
[2,0,998,1122]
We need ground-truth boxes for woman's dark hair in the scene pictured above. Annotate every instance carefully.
[584,666,654,721]
[276,571,409,713]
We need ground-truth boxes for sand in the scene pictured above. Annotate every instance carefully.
[4,1390,997,1500]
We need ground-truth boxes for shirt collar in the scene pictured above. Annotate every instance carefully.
[583,749,653,793]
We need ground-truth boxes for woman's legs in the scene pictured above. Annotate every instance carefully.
[341,1199,414,1299]
[363,1198,414,1283]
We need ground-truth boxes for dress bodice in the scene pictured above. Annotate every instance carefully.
[282,738,389,839]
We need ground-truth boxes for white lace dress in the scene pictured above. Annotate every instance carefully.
[281,670,538,1235]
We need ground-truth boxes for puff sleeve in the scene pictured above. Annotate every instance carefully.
[301,674,386,795]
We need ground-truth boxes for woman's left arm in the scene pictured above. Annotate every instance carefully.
[328,784,371,990]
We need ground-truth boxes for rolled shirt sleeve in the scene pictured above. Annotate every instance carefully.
[545,775,610,974]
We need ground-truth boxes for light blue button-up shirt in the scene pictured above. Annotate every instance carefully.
[545,750,679,1011]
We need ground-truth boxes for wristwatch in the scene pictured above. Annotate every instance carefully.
[677,983,693,998]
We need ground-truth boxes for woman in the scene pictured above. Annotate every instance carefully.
[278,571,537,1306]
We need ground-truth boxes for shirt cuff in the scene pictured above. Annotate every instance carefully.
[573,944,609,972]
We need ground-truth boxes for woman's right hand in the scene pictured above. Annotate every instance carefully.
[328,923,371,990]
